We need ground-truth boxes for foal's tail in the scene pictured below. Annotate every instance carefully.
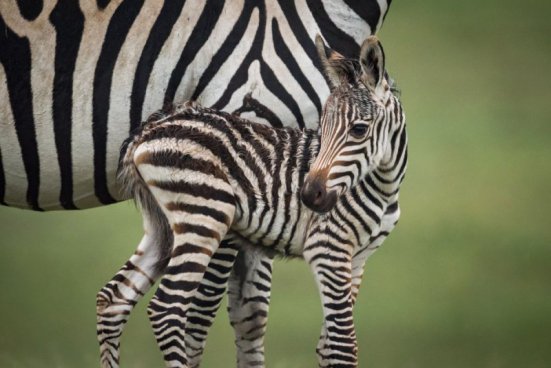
[117,118,174,271]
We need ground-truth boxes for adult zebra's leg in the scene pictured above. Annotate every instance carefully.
[185,237,239,368]
[303,238,356,367]
[227,247,274,368]
[96,213,168,368]
[148,200,235,367]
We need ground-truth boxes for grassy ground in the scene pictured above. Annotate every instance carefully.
[1,1,550,367]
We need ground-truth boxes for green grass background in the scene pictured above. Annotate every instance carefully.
[1,1,550,367]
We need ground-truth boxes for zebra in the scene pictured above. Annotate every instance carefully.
[98,35,407,368]
[0,0,394,366]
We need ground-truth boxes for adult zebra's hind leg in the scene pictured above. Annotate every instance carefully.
[96,213,169,368]
[227,247,274,368]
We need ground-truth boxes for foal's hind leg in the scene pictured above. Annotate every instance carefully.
[185,238,275,368]
[96,214,168,368]
[227,247,274,368]
[147,190,236,367]
[185,237,239,368]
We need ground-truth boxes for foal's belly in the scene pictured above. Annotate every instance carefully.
[232,204,312,257]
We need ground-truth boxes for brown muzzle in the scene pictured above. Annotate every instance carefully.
[301,174,338,213]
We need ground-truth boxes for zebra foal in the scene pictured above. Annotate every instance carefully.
[98,35,406,367]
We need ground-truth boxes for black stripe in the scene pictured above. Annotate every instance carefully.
[173,223,219,240]
[0,15,41,210]
[365,174,398,197]
[273,130,298,247]
[182,115,259,220]
[284,132,317,254]
[392,144,408,185]
[93,0,144,204]
[272,18,322,115]
[97,0,110,10]
[165,260,207,276]
[140,117,256,206]
[300,132,318,184]
[232,93,283,128]
[201,258,233,277]
[164,0,225,104]
[379,124,406,174]
[139,151,227,181]
[350,184,379,224]
[211,5,311,132]
[0,147,6,205]
[260,60,306,129]
[191,0,257,102]
[328,170,354,187]
[343,0,381,34]
[334,204,360,244]
[373,168,395,185]
[151,290,193,310]
[256,129,286,244]
[16,0,43,21]
[358,179,383,208]
[306,0,360,58]
[229,123,274,232]
[49,0,85,210]
[385,201,398,215]
[330,159,361,179]
[129,0,186,132]
[161,278,202,293]
[307,249,350,265]
[278,1,330,88]
[231,123,273,172]
[149,180,235,205]
[340,194,370,233]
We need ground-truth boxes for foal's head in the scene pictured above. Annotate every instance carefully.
[302,35,404,213]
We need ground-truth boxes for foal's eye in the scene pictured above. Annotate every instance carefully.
[350,124,369,138]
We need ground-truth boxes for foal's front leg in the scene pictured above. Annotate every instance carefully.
[303,233,357,367]
[311,236,387,367]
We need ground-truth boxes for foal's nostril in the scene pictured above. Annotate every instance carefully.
[302,176,329,212]
[315,190,323,201]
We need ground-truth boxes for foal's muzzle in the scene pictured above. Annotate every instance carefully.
[301,176,338,213]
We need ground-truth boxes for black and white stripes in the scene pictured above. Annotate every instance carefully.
[0,0,391,211]
[96,33,406,367]
[1,2,399,367]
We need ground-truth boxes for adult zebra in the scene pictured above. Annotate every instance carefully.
[0,0,392,366]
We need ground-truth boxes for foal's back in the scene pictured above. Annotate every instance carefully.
[120,102,319,254]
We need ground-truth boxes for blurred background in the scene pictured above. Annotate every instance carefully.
[1,0,550,367]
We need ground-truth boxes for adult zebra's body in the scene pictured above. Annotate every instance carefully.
[0,1,394,366]
[102,36,407,367]
[0,0,391,210]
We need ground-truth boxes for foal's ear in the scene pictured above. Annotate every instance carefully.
[359,36,385,91]
[315,34,349,89]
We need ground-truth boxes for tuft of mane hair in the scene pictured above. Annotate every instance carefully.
[385,71,401,98]
[325,54,401,97]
